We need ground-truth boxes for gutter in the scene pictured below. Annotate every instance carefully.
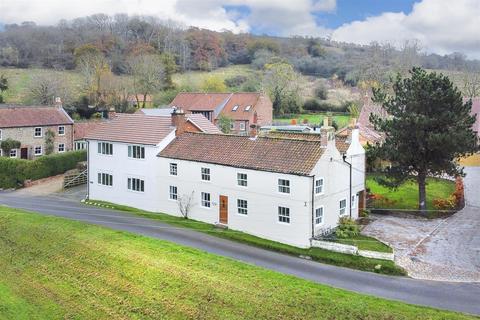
[342,154,352,218]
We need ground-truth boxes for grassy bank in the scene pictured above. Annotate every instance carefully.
[366,174,456,210]
[274,113,351,128]
[0,207,475,319]
[85,200,404,275]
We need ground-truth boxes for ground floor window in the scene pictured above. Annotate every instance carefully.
[75,141,86,150]
[128,177,144,192]
[315,207,324,225]
[97,172,113,186]
[34,146,42,156]
[58,143,65,152]
[278,206,290,224]
[351,194,357,209]
[9,149,17,158]
[201,192,211,208]
[169,185,178,200]
[237,199,248,215]
[339,199,347,215]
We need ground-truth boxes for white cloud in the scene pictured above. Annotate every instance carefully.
[331,0,480,59]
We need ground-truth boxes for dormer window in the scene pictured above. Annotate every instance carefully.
[232,105,239,111]
[245,105,251,111]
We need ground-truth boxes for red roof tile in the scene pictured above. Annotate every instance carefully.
[220,93,262,120]
[0,105,73,128]
[85,114,174,145]
[169,93,231,111]
[159,132,325,176]
[186,114,222,134]
[74,120,106,141]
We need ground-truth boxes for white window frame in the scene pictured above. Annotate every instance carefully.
[237,173,247,187]
[237,199,248,215]
[315,178,324,194]
[278,206,290,224]
[127,177,145,192]
[170,163,178,176]
[98,142,113,155]
[34,146,43,156]
[58,126,65,136]
[351,194,357,209]
[201,167,210,181]
[232,105,239,111]
[9,149,17,158]
[97,172,113,186]
[339,198,347,216]
[58,143,65,153]
[34,127,43,137]
[245,105,251,111]
[239,122,246,131]
[169,185,178,201]
[315,206,324,225]
[278,179,290,194]
[201,192,211,208]
[128,145,145,159]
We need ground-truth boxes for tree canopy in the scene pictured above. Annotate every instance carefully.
[371,67,478,212]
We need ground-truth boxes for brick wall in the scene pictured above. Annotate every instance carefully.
[0,124,73,159]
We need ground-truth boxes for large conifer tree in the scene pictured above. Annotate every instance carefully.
[371,67,478,213]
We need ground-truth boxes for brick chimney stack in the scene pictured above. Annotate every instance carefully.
[320,116,335,148]
[171,107,187,136]
[54,97,62,108]
[249,123,258,138]
[108,107,116,119]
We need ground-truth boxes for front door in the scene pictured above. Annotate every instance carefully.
[20,148,28,159]
[219,195,228,224]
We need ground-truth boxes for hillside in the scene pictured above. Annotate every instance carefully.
[0,207,475,320]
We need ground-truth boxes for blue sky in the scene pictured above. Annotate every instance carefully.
[0,0,479,58]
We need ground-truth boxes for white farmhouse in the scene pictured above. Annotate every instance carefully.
[86,111,365,248]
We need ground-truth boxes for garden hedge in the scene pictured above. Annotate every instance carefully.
[0,150,86,189]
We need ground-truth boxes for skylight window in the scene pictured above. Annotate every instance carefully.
[232,105,239,111]
[245,105,251,111]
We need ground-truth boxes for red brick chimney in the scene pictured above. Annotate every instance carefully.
[108,107,116,119]
[249,123,258,137]
[171,107,187,136]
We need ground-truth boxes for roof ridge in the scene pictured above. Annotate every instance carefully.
[182,131,324,144]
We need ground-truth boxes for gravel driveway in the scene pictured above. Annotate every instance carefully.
[362,167,480,282]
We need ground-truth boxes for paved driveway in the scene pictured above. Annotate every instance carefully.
[362,167,480,282]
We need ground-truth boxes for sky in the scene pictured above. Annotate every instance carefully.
[0,0,479,59]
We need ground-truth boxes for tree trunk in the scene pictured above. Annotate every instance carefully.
[417,172,427,214]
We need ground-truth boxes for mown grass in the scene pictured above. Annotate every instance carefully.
[335,234,392,253]
[0,206,476,319]
[85,200,404,276]
[274,112,351,128]
[366,174,456,210]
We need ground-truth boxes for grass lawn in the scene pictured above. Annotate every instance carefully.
[366,174,456,211]
[0,207,475,320]
[335,235,392,253]
[274,113,351,128]
[85,200,403,276]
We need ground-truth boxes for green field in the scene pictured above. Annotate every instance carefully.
[367,175,456,211]
[0,207,475,319]
[85,200,403,275]
[274,113,351,128]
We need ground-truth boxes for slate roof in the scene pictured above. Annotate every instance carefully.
[0,105,73,128]
[84,113,174,145]
[158,132,326,176]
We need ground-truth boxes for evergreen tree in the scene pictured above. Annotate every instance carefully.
[371,67,478,213]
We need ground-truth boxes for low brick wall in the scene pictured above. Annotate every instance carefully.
[311,239,394,261]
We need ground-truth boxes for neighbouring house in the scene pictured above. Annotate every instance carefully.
[465,97,480,139]
[0,105,74,159]
[169,92,273,134]
[74,120,106,150]
[86,111,365,248]
[127,94,153,108]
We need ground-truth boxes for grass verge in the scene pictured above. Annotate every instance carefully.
[366,174,455,211]
[84,200,404,276]
[0,206,475,319]
[335,234,392,253]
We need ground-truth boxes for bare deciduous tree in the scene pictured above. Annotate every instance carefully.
[462,71,480,98]
[127,53,165,108]
[178,191,195,219]
[28,73,72,105]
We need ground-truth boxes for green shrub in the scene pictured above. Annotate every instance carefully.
[335,217,360,239]
[0,150,86,189]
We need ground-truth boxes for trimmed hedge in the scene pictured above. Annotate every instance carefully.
[0,150,86,189]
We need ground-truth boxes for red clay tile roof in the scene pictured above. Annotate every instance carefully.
[159,132,325,176]
[220,93,261,120]
[74,120,106,141]
[85,114,174,145]
[186,114,222,134]
[0,105,73,128]
[262,130,351,153]
[169,93,231,111]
